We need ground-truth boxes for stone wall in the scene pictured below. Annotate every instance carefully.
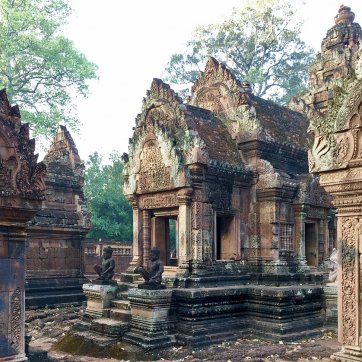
[82,240,132,279]
[25,126,90,309]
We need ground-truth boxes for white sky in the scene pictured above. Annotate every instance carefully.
[58,0,362,163]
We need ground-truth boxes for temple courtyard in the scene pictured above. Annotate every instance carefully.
[27,306,339,362]
[2,4,362,362]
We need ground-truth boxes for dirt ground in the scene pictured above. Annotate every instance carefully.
[26,306,341,362]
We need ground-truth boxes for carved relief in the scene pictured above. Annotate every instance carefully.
[297,176,332,208]
[10,288,22,354]
[141,78,184,132]
[0,158,15,195]
[192,201,202,229]
[146,105,180,133]
[195,87,224,113]
[207,182,231,210]
[340,217,359,345]
[140,192,178,209]
[138,140,172,193]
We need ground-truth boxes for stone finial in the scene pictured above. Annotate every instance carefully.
[45,125,81,166]
[241,80,253,93]
[334,5,355,25]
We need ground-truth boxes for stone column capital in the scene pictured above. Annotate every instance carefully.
[177,188,193,205]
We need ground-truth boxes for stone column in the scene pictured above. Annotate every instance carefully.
[324,215,331,260]
[318,219,325,266]
[177,189,192,267]
[295,210,309,273]
[126,196,142,272]
[142,210,151,267]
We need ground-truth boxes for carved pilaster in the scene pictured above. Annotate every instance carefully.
[339,217,359,346]
[177,189,192,267]
[142,210,151,267]
[125,196,142,272]
[319,172,362,361]
[295,211,309,273]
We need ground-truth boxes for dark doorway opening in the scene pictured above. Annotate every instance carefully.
[216,215,235,260]
[153,216,178,266]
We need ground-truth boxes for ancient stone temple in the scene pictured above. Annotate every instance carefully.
[124,60,333,281]
[26,125,90,308]
[0,90,45,361]
[121,56,333,344]
[292,5,362,361]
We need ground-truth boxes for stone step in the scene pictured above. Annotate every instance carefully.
[109,308,132,323]
[111,299,130,310]
[90,317,129,337]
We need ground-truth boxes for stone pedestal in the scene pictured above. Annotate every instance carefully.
[124,288,175,350]
[323,284,338,329]
[83,283,119,318]
[332,346,362,362]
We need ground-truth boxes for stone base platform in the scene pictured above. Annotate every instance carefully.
[0,355,28,362]
[25,277,87,309]
[174,284,324,347]
[174,287,248,347]
[323,284,337,330]
[332,346,362,362]
[82,283,119,318]
[124,288,176,350]
[90,318,129,337]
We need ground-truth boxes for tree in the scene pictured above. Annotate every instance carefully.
[0,0,98,141]
[164,0,314,104]
[84,152,133,241]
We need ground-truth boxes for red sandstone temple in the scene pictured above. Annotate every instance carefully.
[122,58,334,282]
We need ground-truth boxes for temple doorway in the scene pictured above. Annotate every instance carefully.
[216,214,236,260]
[305,222,317,267]
[152,214,178,267]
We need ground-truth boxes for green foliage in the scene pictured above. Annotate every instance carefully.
[84,152,132,241]
[0,0,98,141]
[164,0,314,104]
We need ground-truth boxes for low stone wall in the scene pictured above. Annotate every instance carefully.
[25,240,132,309]
[124,284,325,349]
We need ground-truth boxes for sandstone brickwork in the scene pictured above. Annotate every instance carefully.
[26,126,90,308]
[0,89,45,361]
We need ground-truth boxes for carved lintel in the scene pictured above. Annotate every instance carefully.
[139,192,178,210]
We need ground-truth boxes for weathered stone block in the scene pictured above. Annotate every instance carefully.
[83,283,119,318]
[124,288,176,350]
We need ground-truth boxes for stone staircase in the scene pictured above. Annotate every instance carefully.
[73,272,141,340]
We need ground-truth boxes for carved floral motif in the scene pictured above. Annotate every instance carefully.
[341,217,359,345]
[140,192,178,209]
[10,288,22,354]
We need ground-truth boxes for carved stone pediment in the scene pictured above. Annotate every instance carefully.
[188,57,252,139]
[137,139,172,193]
[296,175,332,208]
[0,90,45,201]
[139,78,184,133]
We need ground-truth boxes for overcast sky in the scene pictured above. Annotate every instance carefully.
[59,0,362,163]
